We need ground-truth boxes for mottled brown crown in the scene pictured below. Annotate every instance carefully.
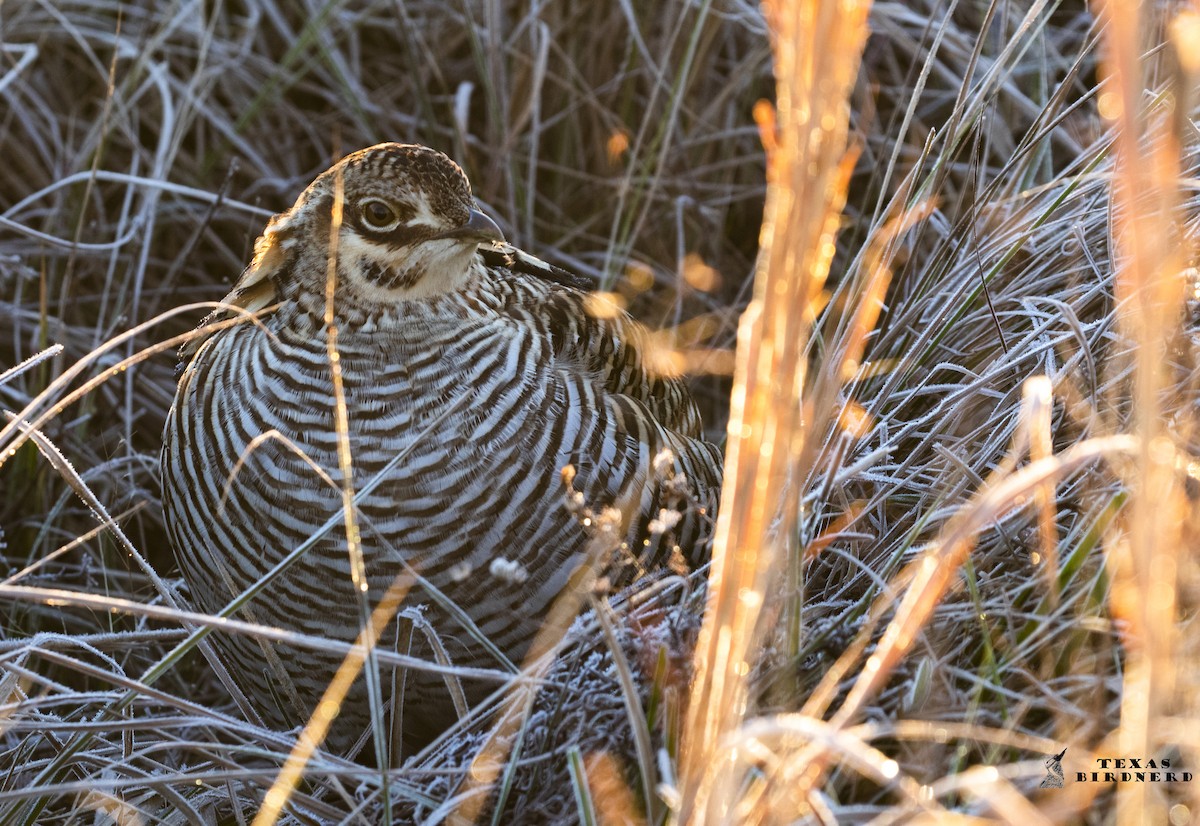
[189,143,500,344]
[304,143,475,234]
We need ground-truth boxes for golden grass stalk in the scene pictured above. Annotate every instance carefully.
[254,167,397,824]
[1100,2,1196,823]
[677,1,871,821]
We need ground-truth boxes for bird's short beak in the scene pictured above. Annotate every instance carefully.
[431,209,505,244]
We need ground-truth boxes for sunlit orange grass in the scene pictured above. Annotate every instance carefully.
[784,3,1196,821]
[676,1,872,822]
[1100,2,1198,824]
[255,170,400,825]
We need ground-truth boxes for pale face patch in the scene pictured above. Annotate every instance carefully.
[336,228,480,302]
[404,191,444,231]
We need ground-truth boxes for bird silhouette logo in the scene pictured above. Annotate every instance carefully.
[1040,747,1067,788]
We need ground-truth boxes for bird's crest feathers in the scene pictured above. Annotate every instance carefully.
[223,211,294,314]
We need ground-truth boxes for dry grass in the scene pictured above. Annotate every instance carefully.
[0,0,1197,823]
[678,2,871,821]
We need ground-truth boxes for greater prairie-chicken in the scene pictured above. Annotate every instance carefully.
[160,143,722,753]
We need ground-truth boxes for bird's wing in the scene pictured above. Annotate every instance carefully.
[478,242,593,291]
[479,242,722,574]
[481,243,705,439]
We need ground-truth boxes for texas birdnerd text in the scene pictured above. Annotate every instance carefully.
[1076,758,1193,783]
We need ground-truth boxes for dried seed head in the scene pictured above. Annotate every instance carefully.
[648,508,683,535]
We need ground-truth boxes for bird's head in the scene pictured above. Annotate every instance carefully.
[218,143,505,322]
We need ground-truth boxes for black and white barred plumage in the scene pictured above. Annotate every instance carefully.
[161,143,722,752]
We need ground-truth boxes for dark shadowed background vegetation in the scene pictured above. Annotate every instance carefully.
[0,0,1197,823]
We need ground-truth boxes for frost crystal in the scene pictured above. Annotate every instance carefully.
[489,557,530,584]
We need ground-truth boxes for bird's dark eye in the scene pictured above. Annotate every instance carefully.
[358,198,401,231]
